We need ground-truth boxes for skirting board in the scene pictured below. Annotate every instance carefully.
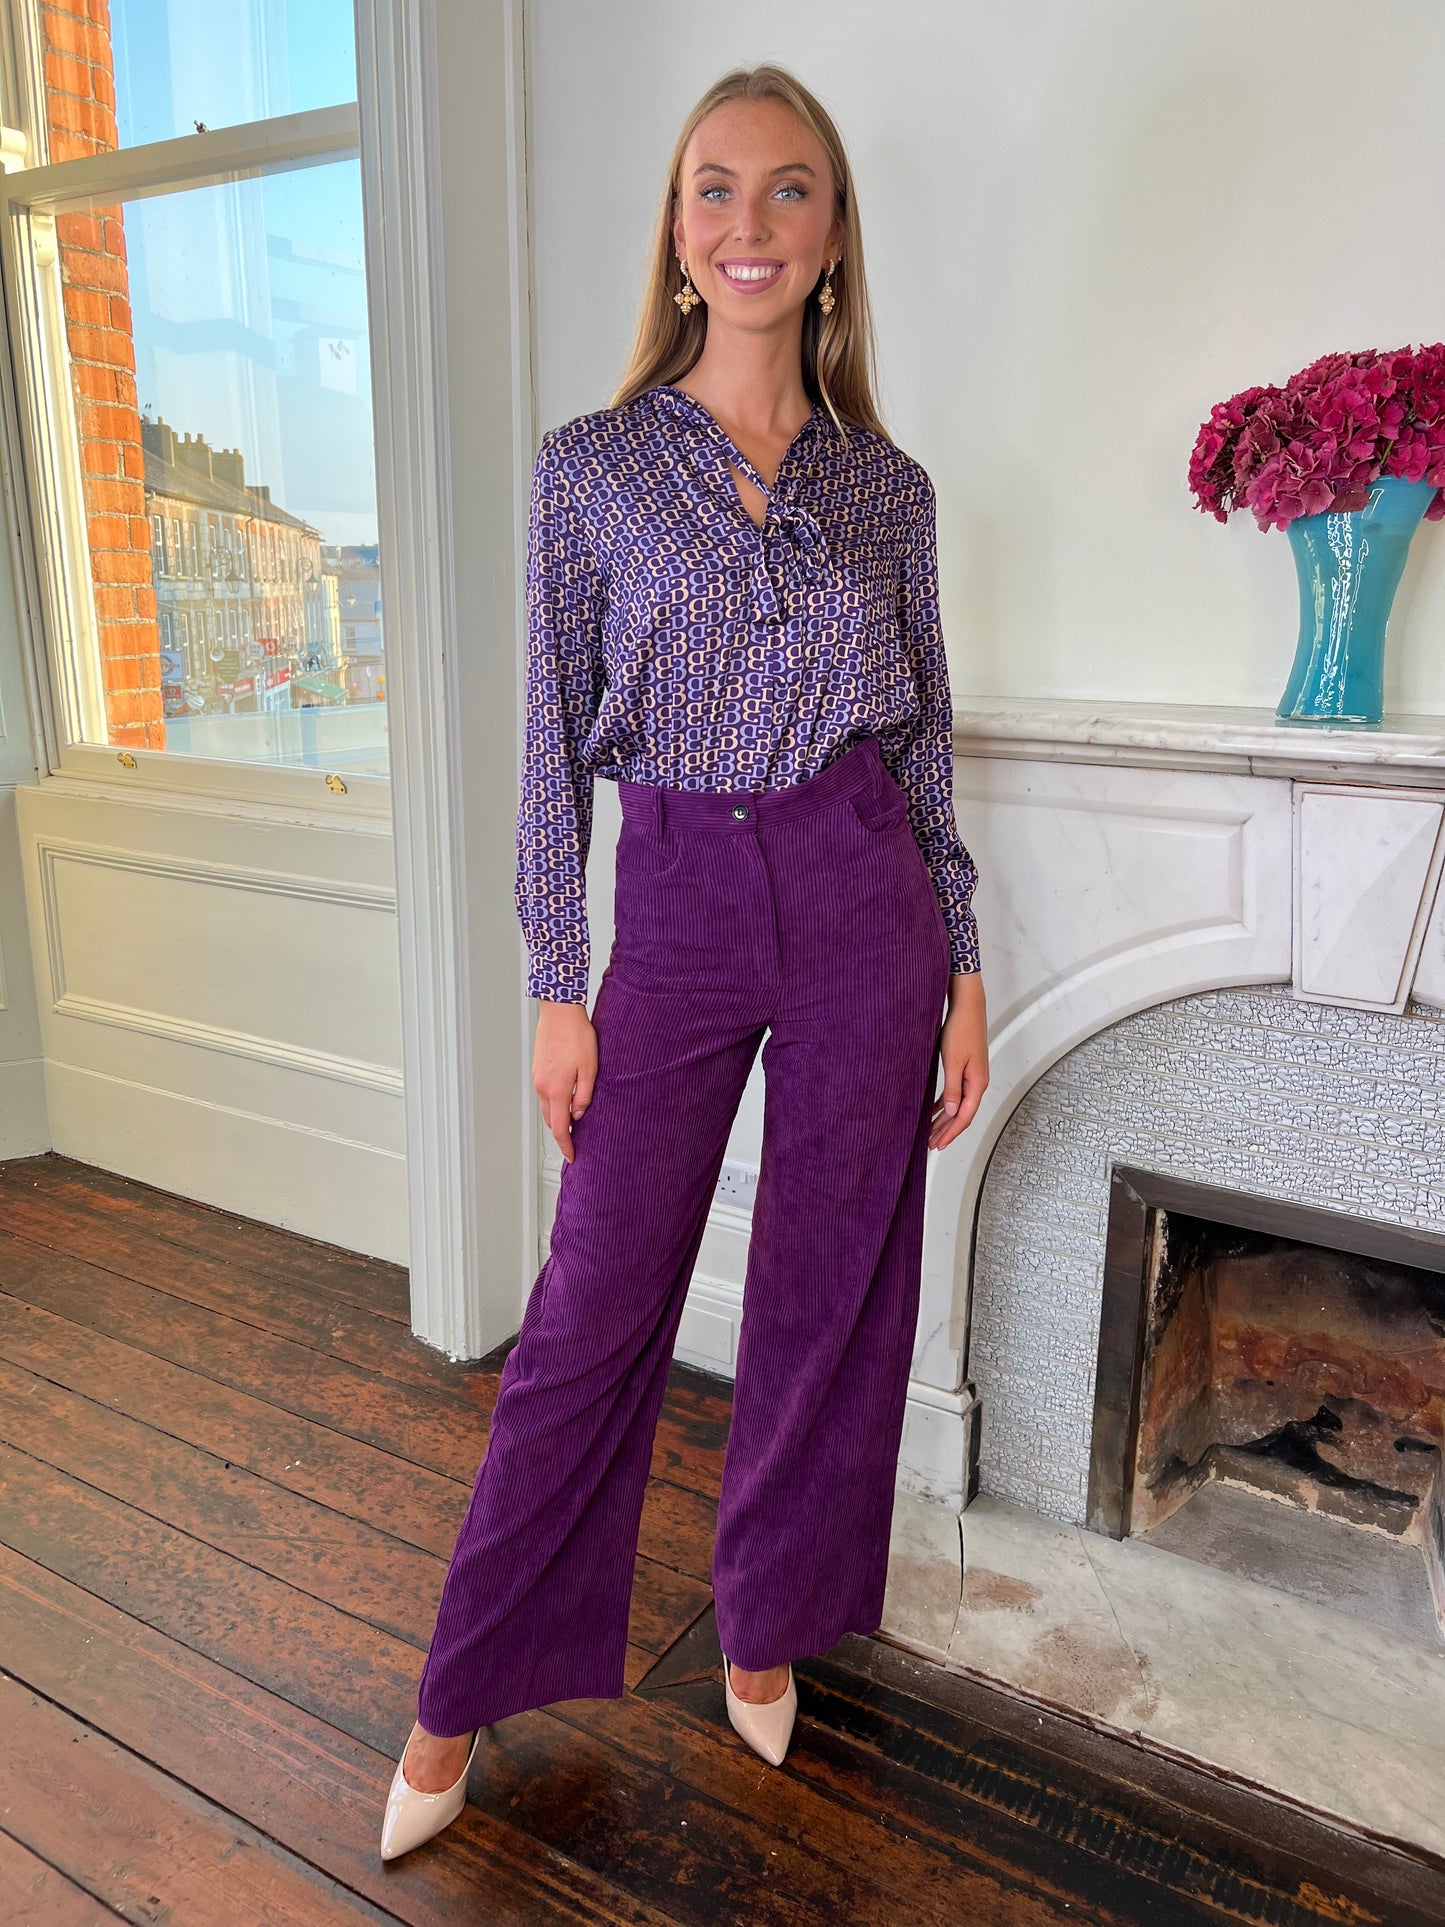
[0,1054,48,1159]
[37,1057,408,1264]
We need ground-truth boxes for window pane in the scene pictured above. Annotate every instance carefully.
[40,161,385,773]
[41,0,358,157]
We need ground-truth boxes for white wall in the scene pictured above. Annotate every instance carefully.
[529,0,1445,716]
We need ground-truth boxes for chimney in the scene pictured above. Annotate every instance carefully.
[211,445,245,491]
[176,430,214,482]
[141,415,177,465]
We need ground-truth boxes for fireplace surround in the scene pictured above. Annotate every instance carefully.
[871,702,1445,1858]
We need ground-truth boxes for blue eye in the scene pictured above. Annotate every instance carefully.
[697,181,807,204]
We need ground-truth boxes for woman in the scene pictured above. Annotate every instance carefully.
[380,61,988,1860]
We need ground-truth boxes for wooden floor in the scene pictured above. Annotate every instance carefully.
[2,1152,1442,1927]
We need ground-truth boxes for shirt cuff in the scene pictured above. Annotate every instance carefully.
[948,906,981,976]
[525,949,591,1004]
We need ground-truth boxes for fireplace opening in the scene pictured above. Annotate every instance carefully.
[1088,1167,1445,1645]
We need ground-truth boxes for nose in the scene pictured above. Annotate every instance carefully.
[732,192,771,246]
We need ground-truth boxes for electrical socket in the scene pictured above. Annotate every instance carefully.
[713,1159,759,1211]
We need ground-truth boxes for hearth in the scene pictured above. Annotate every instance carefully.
[1088,1166,1445,1642]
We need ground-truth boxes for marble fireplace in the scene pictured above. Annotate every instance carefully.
[870,697,1445,1862]
[910,702,1445,1523]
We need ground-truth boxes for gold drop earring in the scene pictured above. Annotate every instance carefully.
[674,256,701,315]
[818,258,837,316]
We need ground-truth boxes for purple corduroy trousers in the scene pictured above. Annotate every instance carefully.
[415,733,951,1735]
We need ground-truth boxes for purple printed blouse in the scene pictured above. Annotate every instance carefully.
[516,381,981,1003]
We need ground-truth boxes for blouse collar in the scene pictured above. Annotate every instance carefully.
[646,383,839,623]
[648,382,833,469]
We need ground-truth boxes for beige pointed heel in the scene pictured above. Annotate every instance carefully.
[722,1654,797,1766]
[379,1721,484,1860]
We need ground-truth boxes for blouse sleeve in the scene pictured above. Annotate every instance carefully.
[514,429,607,1003]
[878,474,982,976]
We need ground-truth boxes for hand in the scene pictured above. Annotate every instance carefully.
[929,970,988,1152]
[532,999,599,1163]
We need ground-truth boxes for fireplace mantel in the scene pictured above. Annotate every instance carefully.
[951,695,1445,789]
[888,698,1445,1512]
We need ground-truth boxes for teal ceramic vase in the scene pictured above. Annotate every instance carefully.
[1276,474,1436,727]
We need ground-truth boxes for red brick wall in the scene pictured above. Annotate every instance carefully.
[41,0,161,747]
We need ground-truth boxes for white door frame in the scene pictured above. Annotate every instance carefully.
[356,0,537,1356]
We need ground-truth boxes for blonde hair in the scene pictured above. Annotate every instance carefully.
[609,64,888,442]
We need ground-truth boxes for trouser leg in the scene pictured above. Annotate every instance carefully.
[416,963,764,1735]
[711,1036,940,1671]
[711,765,951,1673]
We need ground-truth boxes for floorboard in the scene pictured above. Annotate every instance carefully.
[2,1149,1441,1925]
[0,1827,120,1927]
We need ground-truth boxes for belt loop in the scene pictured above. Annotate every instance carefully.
[653,782,667,842]
[864,734,884,797]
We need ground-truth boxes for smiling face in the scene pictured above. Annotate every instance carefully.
[672,95,844,330]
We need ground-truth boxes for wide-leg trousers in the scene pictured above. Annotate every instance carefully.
[415,732,952,1735]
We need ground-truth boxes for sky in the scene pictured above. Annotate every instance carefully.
[98,1,379,545]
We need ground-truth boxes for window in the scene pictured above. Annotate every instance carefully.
[0,0,386,784]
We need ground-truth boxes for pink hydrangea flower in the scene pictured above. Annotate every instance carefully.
[1189,344,1445,528]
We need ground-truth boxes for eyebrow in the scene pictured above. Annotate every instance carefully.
[691,161,817,179]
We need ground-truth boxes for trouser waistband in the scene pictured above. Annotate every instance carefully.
[616,734,883,835]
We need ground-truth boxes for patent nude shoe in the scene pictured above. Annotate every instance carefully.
[379,1722,484,1860]
[722,1654,797,1766]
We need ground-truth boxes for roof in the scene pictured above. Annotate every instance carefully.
[143,447,319,535]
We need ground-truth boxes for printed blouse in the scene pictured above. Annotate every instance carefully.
[516,380,981,1003]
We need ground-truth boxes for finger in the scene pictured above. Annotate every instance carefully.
[929,1062,985,1146]
[550,1101,575,1163]
[957,1061,989,1127]
[540,1089,576,1163]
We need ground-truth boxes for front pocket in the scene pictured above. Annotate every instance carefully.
[617,814,689,884]
[848,781,910,832]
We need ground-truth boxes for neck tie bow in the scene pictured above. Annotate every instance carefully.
[752,499,835,623]
[656,385,837,621]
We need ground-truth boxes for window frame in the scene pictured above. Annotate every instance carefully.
[0,0,538,1358]
[0,2,390,819]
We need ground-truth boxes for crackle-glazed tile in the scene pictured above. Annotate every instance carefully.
[971,984,1445,1518]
